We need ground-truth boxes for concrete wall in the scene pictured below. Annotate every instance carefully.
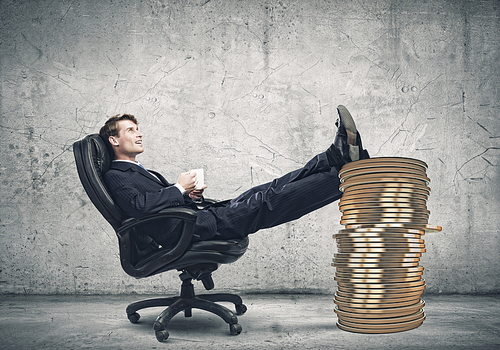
[1,0,499,295]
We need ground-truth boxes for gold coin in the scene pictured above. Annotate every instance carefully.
[334,251,424,256]
[339,157,428,172]
[340,172,431,185]
[343,186,430,197]
[345,223,442,233]
[339,227,427,234]
[340,176,430,191]
[342,191,430,202]
[334,298,423,307]
[336,285,426,296]
[340,191,429,200]
[339,199,429,207]
[339,166,429,176]
[334,302,425,319]
[340,181,431,193]
[337,248,426,253]
[340,204,428,213]
[339,204,429,214]
[335,276,423,284]
[335,266,424,274]
[340,166,428,179]
[341,212,429,220]
[336,227,425,235]
[333,263,421,269]
[335,237,424,243]
[336,314,426,333]
[334,293,422,304]
[340,199,429,207]
[341,208,428,217]
[333,260,423,267]
[340,166,429,181]
[333,258,422,265]
[336,304,425,321]
[340,208,430,217]
[336,279,425,290]
[334,266,423,274]
[339,197,428,206]
[340,215,429,223]
[338,198,427,208]
[339,166,427,179]
[337,242,425,248]
[334,296,422,309]
[334,253,423,259]
[336,299,425,314]
[333,262,421,269]
[336,309,425,325]
[335,271,423,279]
[336,289,426,299]
[340,157,428,168]
[335,289,424,300]
[332,254,420,264]
[334,232,423,240]
[339,218,428,225]
[340,218,429,225]
[335,237,425,243]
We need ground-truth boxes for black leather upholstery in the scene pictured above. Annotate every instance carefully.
[73,134,248,341]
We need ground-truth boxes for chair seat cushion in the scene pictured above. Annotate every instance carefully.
[137,237,249,277]
[189,237,249,255]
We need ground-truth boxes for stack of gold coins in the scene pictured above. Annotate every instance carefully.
[332,157,441,334]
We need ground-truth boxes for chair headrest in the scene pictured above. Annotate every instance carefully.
[73,134,124,229]
[90,134,113,179]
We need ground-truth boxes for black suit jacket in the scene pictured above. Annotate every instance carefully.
[104,161,217,247]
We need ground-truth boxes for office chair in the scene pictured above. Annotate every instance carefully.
[73,134,249,342]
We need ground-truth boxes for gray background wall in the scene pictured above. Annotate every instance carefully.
[1,0,499,295]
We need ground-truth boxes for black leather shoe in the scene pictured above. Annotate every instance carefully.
[326,105,369,171]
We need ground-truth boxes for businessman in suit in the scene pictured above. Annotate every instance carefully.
[100,106,369,248]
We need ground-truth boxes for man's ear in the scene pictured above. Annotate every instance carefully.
[109,136,119,147]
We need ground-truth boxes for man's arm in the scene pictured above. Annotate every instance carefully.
[105,169,187,219]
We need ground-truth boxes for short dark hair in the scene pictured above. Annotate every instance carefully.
[99,114,138,140]
[99,114,138,156]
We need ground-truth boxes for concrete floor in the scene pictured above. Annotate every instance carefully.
[1,293,499,350]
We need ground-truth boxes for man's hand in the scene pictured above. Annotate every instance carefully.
[189,185,208,200]
[177,172,197,193]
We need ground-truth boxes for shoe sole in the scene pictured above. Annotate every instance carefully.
[338,105,357,134]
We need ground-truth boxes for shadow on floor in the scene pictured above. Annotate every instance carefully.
[1,293,499,350]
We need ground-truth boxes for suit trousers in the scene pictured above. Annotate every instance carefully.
[205,151,342,240]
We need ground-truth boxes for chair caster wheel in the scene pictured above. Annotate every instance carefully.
[128,312,140,323]
[155,329,169,342]
[230,323,242,335]
[236,304,247,315]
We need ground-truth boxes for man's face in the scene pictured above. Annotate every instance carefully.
[110,120,144,161]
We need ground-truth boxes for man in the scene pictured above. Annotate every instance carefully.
[99,106,369,248]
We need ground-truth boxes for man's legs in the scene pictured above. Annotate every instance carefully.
[207,152,342,240]
[199,104,369,241]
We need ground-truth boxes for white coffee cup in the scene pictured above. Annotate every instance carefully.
[190,168,204,189]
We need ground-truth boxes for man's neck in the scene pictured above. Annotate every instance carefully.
[114,156,137,162]
[113,159,138,164]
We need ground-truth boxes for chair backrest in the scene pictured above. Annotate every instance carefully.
[73,134,249,281]
[73,134,124,230]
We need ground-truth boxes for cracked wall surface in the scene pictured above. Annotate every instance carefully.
[0,0,499,295]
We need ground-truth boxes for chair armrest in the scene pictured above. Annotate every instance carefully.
[196,197,217,209]
[116,207,198,278]
[196,197,231,210]
[202,198,218,205]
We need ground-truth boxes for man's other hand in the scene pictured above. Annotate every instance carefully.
[189,185,207,200]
